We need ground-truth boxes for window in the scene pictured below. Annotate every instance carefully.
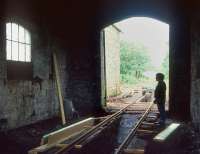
[6,23,31,62]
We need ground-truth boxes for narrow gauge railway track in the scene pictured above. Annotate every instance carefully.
[55,95,155,154]
[114,101,154,154]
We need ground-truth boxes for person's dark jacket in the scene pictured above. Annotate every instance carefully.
[154,80,166,104]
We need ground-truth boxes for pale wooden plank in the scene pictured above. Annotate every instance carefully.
[47,118,95,144]
[53,51,66,125]
[154,123,180,141]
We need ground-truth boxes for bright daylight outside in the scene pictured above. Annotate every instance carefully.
[104,17,169,111]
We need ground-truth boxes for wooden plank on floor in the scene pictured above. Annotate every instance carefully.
[47,118,94,145]
[154,123,180,142]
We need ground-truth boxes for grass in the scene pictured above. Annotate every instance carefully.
[120,73,169,91]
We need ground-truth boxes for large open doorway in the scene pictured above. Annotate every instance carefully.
[101,17,169,111]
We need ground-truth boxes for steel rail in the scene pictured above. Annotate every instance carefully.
[114,101,154,154]
[55,95,145,154]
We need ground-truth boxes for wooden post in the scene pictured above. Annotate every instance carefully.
[53,51,66,125]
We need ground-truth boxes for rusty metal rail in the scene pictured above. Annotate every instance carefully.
[114,101,154,154]
[56,95,146,154]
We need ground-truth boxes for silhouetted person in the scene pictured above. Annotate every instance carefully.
[154,73,166,125]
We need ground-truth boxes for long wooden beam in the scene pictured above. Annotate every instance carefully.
[28,117,99,154]
[53,52,66,125]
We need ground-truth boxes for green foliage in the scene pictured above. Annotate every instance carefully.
[161,52,169,79]
[120,40,152,84]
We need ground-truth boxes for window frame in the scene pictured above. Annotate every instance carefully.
[6,22,31,62]
[5,21,33,80]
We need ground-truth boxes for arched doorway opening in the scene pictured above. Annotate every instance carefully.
[101,17,169,112]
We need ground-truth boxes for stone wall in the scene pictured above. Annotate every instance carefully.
[104,25,121,97]
[0,0,105,131]
[191,16,200,131]
[0,21,69,130]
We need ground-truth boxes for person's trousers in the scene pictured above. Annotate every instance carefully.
[157,103,166,123]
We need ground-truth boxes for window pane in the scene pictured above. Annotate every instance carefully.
[19,25,25,43]
[25,45,31,62]
[25,30,31,44]
[6,22,31,62]
[19,43,25,61]
[6,23,11,40]
[12,23,18,41]
[12,41,18,61]
[6,40,11,60]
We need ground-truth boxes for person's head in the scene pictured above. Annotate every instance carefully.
[156,73,164,81]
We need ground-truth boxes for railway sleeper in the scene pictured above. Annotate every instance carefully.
[139,124,155,130]
[136,129,156,135]
[143,117,157,123]
[123,148,144,154]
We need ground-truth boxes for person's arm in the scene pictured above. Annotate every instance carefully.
[154,83,162,103]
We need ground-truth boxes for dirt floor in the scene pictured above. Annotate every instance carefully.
[0,116,93,154]
[0,117,61,154]
[0,112,198,154]
[0,91,191,154]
